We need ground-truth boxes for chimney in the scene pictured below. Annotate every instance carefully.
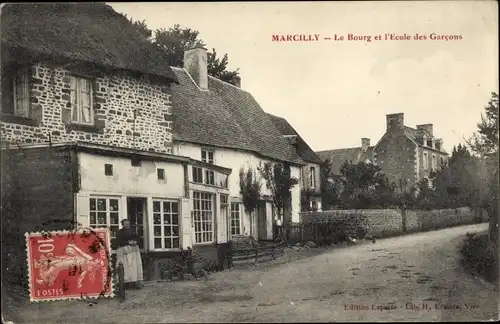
[183,47,208,90]
[386,113,404,132]
[435,138,443,151]
[417,124,433,137]
[361,138,370,152]
[230,75,241,88]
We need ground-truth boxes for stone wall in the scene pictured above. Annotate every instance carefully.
[1,62,174,153]
[302,209,402,237]
[301,207,488,239]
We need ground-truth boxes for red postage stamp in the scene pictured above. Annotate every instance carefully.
[25,228,113,302]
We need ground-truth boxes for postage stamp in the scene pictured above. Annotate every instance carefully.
[25,228,113,302]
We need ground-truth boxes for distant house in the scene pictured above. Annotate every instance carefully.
[373,113,449,188]
[316,137,374,178]
[170,47,304,242]
[267,113,323,211]
[316,113,449,192]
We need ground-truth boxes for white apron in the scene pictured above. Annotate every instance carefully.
[116,245,143,283]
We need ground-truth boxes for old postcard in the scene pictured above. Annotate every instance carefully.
[1,1,498,323]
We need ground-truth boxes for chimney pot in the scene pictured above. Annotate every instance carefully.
[230,75,241,88]
[417,124,433,137]
[183,47,208,90]
[361,138,370,152]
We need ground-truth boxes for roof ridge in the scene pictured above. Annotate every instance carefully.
[208,74,249,92]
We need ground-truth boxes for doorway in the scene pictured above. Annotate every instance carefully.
[127,197,147,250]
[257,201,267,241]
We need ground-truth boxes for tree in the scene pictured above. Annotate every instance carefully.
[417,144,483,209]
[123,14,153,40]
[338,161,395,209]
[257,162,299,223]
[467,92,499,245]
[125,17,240,83]
[319,159,342,210]
[467,92,499,156]
[238,167,261,214]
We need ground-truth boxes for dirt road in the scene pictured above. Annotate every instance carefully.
[12,223,499,323]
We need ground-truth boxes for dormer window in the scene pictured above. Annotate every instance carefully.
[69,76,93,125]
[13,68,30,118]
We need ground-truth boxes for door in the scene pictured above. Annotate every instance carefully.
[127,197,147,250]
[257,201,267,240]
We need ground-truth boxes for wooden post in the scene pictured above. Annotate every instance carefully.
[117,261,126,301]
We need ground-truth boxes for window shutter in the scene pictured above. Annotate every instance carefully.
[76,192,90,228]
[180,198,192,249]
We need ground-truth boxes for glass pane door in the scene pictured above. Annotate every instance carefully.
[128,198,146,250]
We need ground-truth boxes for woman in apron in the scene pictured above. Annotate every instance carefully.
[115,219,143,289]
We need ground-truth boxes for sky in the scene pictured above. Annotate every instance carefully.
[110,1,498,154]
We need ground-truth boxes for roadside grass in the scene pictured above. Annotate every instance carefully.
[460,230,499,285]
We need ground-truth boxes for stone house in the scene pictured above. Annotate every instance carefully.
[0,3,232,279]
[373,113,449,188]
[316,113,449,192]
[267,113,323,212]
[170,48,305,242]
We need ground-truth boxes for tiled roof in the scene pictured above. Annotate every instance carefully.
[266,113,323,164]
[316,147,374,175]
[1,3,178,83]
[170,68,304,165]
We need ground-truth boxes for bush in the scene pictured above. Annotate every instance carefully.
[460,233,498,284]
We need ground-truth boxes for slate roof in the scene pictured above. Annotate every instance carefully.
[266,113,323,164]
[404,126,447,154]
[316,147,374,175]
[0,3,178,83]
[404,126,429,142]
[170,68,304,165]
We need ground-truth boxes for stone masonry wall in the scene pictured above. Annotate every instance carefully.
[1,62,174,153]
[374,132,417,188]
[301,207,485,239]
[302,209,402,237]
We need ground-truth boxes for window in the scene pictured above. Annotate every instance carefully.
[192,192,214,244]
[192,166,203,183]
[219,173,229,188]
[104,164,113,176]
[432,155,436,170]
[201,149,214,164]
[230,203,241,235]
[440,157,444,165]
[89,197,120,240]
[69,76,93,125]
[157,168,165,180]
[152,200,180,250]
[13,68,30,118]
[311,201,318,211]
[309,166,316,188]
[204,170,215,185]
[423,153,428,169]
[131,155,141,167]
